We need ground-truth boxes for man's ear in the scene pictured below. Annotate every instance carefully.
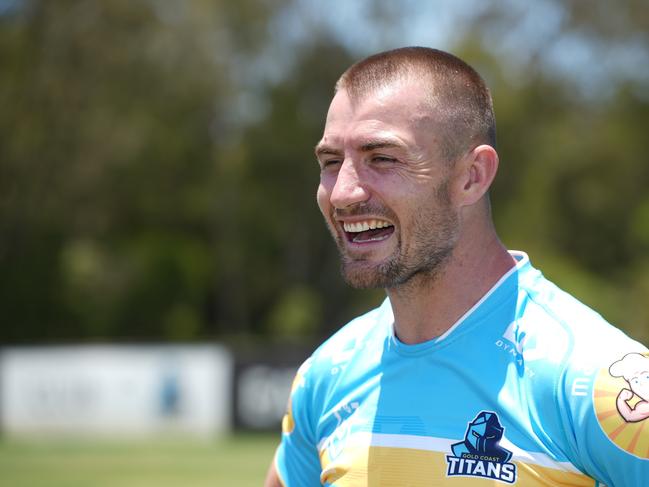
[454,144,499,207]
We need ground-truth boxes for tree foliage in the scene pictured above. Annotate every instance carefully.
[0,0,647,345]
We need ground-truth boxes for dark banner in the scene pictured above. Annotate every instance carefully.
[232,345,312,431]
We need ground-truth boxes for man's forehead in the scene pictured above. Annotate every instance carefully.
[330,84,437,132]
[329,80,426,115]
[317,88,436,156]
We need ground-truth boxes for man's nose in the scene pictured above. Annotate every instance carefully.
[329,159,370,209]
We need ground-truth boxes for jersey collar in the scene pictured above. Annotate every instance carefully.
[385,250,531,354]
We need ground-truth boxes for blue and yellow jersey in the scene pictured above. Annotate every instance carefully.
[275,252,649,486]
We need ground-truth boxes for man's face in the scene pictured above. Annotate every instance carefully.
[315,80,461,289]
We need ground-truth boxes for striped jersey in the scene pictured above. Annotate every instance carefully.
[275,251,649,486]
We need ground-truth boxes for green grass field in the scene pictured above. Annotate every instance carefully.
[0,433,279,487]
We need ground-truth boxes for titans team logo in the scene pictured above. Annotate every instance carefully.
[445,411,517,484]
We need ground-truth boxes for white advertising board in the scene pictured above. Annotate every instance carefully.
[0,345,232,437]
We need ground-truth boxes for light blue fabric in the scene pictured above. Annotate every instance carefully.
[276,252,649,486]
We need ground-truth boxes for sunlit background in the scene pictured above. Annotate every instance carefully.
[1,1,648,485]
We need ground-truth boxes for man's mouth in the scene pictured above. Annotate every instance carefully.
[341,219,395,243]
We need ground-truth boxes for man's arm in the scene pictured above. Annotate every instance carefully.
[269,356,322,485]
[562,344,649,485]
[264,460,283,487]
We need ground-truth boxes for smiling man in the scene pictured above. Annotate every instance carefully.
[264,47,649,486]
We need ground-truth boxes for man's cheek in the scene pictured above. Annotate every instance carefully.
[316,184,329,213]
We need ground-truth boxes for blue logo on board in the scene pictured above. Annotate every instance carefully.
[445,411,517,484]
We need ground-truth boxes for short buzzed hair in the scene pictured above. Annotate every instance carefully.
[335,47,496,161]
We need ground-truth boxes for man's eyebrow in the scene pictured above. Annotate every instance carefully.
[314,139,405,157]
[314,143,342,157]
[358,140,404,152]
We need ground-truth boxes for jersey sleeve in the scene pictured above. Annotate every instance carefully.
[274,357,322,486]
[560,334,649,486]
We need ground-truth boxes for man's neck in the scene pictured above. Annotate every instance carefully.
[386,232,515,345]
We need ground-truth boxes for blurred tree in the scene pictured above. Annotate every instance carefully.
[0,0,646,347]
[219,40,383,341]
[0,0,286,342]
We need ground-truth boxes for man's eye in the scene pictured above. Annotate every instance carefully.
[372,156,396,164]
[319,159,341,169]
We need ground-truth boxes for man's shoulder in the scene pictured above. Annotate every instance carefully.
[517,267,645,366]
[302,298,391,380]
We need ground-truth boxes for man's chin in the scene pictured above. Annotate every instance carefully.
[341,261,394,289]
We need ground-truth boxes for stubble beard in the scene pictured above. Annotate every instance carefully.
[333,185,459,290]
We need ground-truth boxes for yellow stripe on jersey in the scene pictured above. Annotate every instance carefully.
[319,439,594,486]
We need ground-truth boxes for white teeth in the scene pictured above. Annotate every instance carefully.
[343,219,391,233]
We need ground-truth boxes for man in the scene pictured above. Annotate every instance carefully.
[264,47,649,486]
